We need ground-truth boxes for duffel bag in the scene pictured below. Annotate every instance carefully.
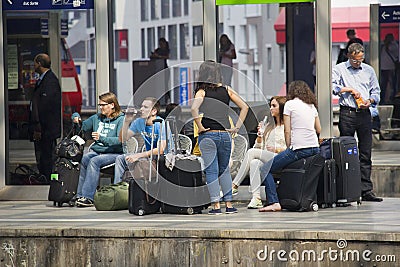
[94,182,129,211]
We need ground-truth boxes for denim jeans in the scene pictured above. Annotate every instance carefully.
[77,151,120,200]
[114,154,129,184]
[198,131,232,203]
[260,146,321,204]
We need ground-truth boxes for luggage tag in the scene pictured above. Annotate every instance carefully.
[71,135,86,146]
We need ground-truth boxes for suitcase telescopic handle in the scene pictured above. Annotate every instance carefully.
[149,118,163,182]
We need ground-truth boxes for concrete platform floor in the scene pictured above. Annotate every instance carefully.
[1,199,399,266]
[1,198,399,234]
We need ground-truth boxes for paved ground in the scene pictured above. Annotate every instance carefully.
[0,198,399,235]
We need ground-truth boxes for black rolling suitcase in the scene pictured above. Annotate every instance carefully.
[128,177,161,216]
[159,117,209,215]
[128,118,162,216]
[317,158,337,208]
[332,136,362,206]
[277,154,325,211]
[48,158,80,207]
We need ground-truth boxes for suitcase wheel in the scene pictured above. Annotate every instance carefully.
[138,209,145,216]
[187,207,194,215]
[331,203,336,208]
[310,202,319,212]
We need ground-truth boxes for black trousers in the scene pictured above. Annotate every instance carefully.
[339,107,373,193]
[34,138,57,180]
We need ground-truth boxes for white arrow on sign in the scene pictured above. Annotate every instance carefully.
[7,0,13,4]
[381,11,390,20]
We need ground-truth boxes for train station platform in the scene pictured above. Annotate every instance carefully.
[1,139,399,266]
[0,198,399,266]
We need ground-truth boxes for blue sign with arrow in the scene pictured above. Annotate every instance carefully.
[2,0,94,11]
[379,5,400,24]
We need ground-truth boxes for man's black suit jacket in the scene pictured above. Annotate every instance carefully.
[29,70,62,141]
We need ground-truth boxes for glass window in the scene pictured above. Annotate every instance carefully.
[141,29,146,58]
[267,46,272,72]
[168,25,177,60]
[158,26,166,41]
[161,0,170,19]
[151,0,158,20]
[141,0,149,21]
[173,0,182,17]
[184,0,189,16]
[147,28,156,58]
[279,45,285,72]
[193,26,203,46]
[180,23,189,59]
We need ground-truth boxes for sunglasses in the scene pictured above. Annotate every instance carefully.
[350,58,364,64]
[98,103,110,107]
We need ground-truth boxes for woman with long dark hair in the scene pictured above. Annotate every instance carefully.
[191,60,248,215]
[218,34,236,86]
[232,96,287,209]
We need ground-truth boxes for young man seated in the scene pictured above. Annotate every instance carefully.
[113,97,166,183]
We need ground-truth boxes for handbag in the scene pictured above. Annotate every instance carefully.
[10,164,48,185]
[94,182,129,211]
[55,125,84,162]
[130,158,158,181]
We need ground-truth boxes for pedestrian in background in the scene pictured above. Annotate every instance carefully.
[380,33,399,104]
[29,53,62,181]
[218,34,236,86]
[332,42,383,202]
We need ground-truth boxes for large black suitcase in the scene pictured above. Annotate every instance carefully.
[128,178,161,216]
[48,158,80,207]
[332,136,362,205]
[128,118,163,216]
[317,158,337,208]
[158,117,209,214]
[158,156,209,214]
[277,154,325,211]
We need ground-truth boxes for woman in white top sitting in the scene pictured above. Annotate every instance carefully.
[232,96,287,209]
[259,80,321,212]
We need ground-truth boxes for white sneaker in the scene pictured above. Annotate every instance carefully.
[247,198,263,209]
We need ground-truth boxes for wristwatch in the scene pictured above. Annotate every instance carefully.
[369,98,374,104]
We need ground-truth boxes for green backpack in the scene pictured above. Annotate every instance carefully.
[94,182,129,211]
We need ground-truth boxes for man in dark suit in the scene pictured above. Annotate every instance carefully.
[29,53,62,181]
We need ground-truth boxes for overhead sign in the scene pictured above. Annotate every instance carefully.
[2,0,94,11]
[379,5,400,23]
[216,0,314,5]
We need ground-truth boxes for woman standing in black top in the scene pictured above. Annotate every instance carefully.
[191,60,248,215]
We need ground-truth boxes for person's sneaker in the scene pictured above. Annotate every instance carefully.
[208,208,222,215]
[247,198,263,209]
[76,197,94,207]
[68,196,78,207]
[225,207,238,214]
[232,187,239,196]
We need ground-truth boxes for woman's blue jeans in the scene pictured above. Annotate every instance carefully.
[260,147,320,205]
[198,131,232,203]
[77,151,120,200]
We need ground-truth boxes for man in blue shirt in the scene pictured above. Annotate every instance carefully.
[114,97,166,183]
[332,43,382,202]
